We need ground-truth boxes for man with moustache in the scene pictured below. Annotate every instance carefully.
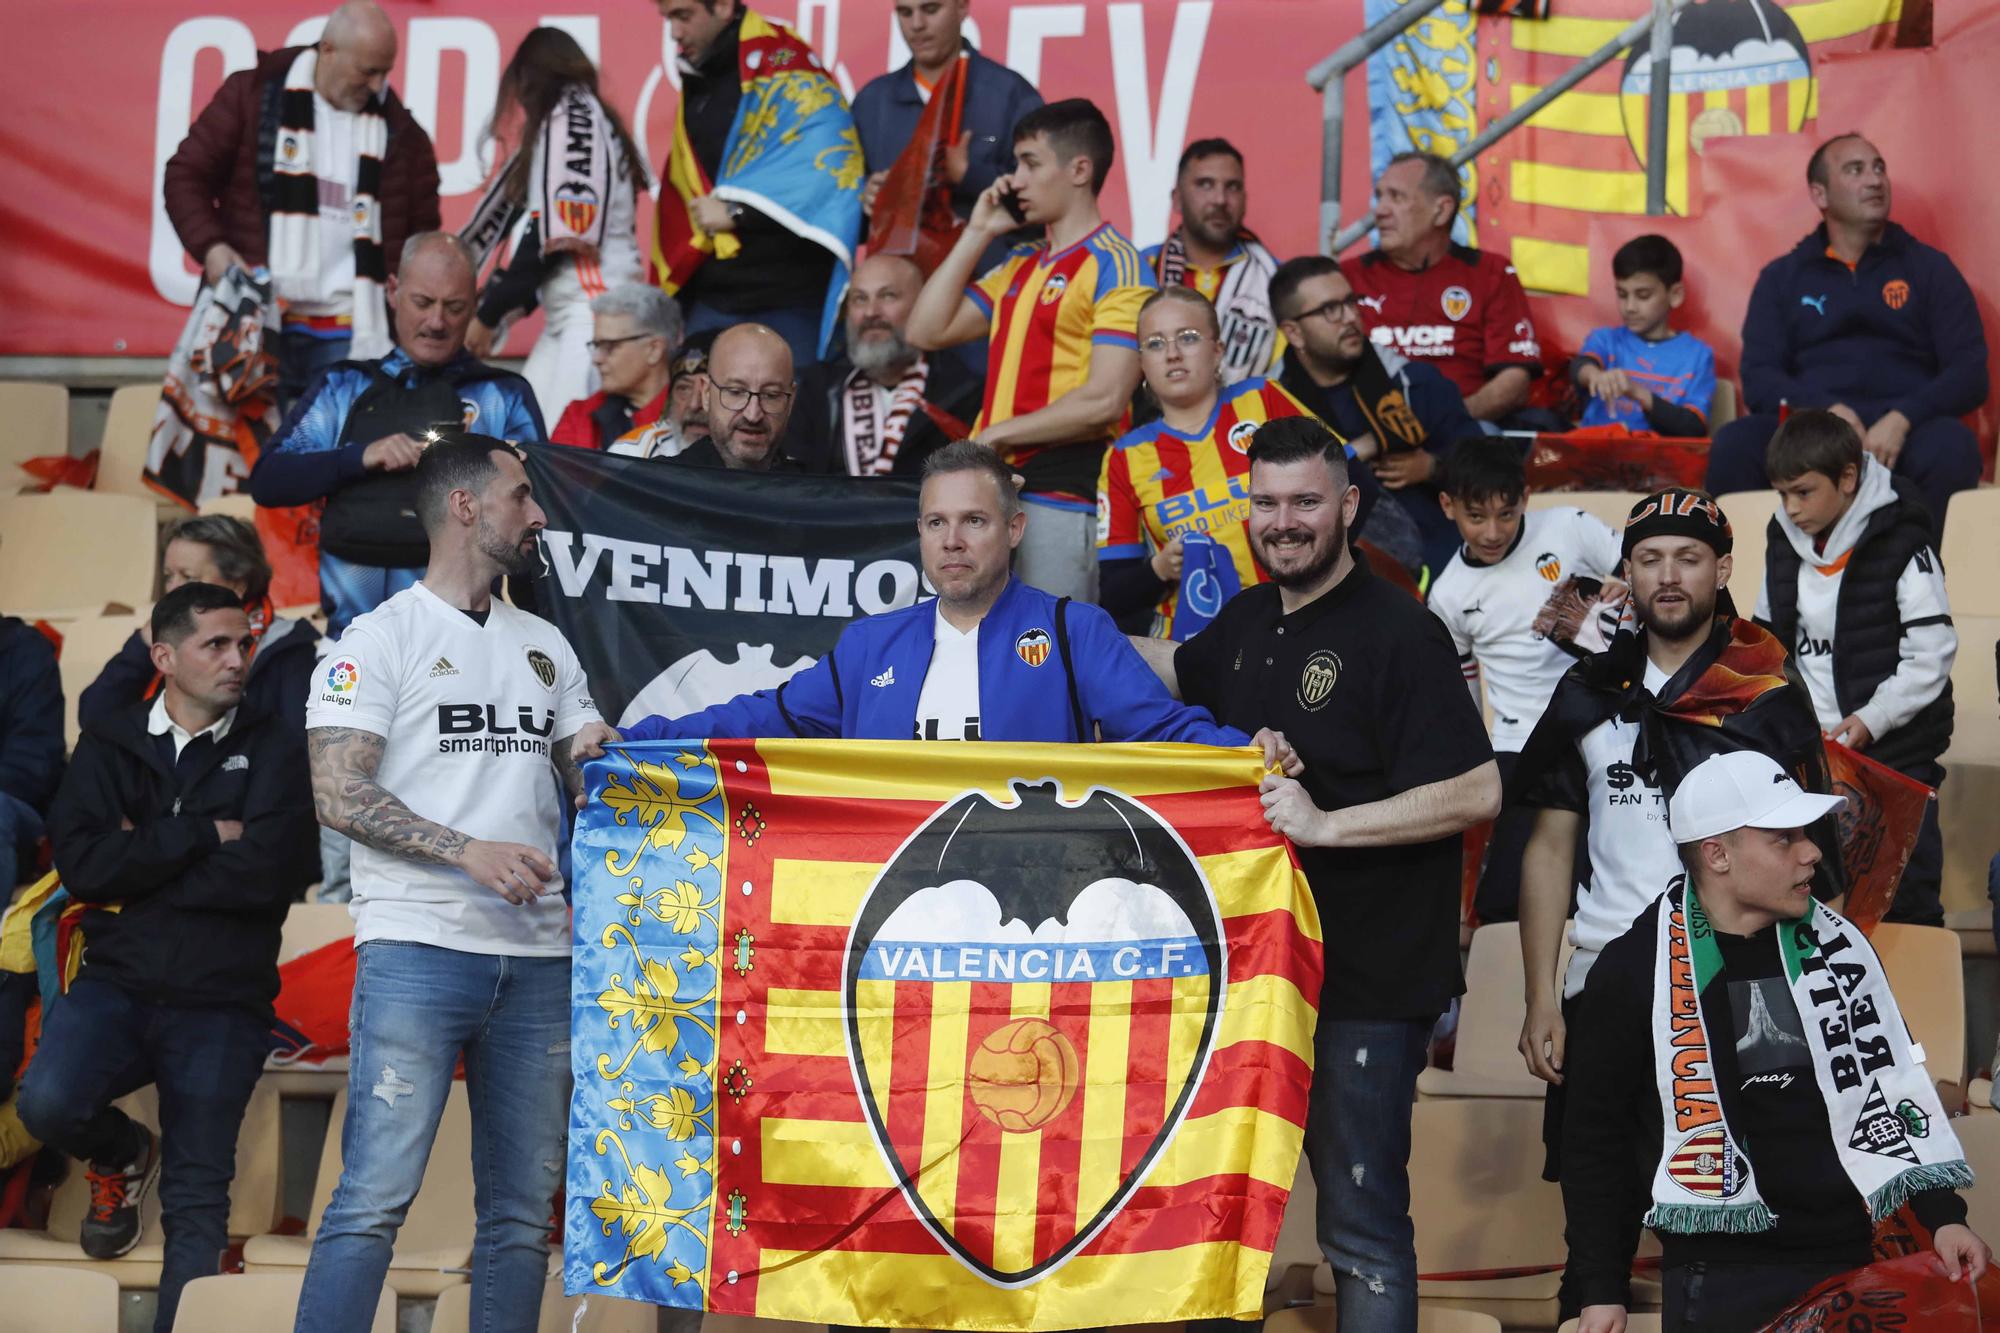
[1141,138,1281,385]
[1507,489,1832,1324]
[791,253,983,475]
[670,323,807,471]
[1128,414,1501,1332]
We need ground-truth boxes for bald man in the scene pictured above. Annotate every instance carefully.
[165,0,442,408]
[673,323,809,472]
[791,253,984,475]
[251,232,546,635]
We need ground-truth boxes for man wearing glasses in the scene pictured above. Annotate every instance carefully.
[670,323,806,471]
[1271,255,1478,580]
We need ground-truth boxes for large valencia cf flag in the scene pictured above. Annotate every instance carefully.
[566,739,1322,1327]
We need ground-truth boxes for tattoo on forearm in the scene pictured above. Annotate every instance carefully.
[553,737,584,801]
[308,727,471,866]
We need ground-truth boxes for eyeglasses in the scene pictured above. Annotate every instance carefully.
[713,383,795,412]
[586,333,655,354]
[1138,328,1211,356]
[1291,295,1363,324]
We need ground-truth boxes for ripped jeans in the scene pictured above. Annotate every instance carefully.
[1302,1017,1433,1333]
[295,942,570,1333]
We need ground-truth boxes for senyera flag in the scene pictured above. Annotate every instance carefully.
[566,739,1322,1326]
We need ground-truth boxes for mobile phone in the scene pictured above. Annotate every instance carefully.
[999,183,1028,225]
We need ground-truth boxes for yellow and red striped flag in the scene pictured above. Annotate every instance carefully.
[566,739,1322,1327]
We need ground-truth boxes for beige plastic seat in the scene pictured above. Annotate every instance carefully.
[53,608,149,749]
[0,491,158,617]
[263,903,354,1096]
[1561,1317,1661,1333]
[172,1270,396,1333]
[1406,1098,1568,1326]
[1967,1077,1994,1114]
[1869,923,1966,1095]
[431,1274,656,1332]
[700,1320,833,1333]
[1268,1305,1502,1332]
[0,381,70,491]
[1527,490,1646,529]
[0,1080,283,1286]
[1707,378,1738,431]
[198,491,259,521]
[1419,923,1575,1101]
[1943,488,2000,617]
[243,1084,475,1296]
[1943,615,2000,765]
[1960,1106,2000,1242]
[1718,488,1779,613]
[96,384,170,504]
[1260,1148,1322,1306]
[0,1264,121,1332]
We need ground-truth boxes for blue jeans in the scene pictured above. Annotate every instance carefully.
[278,329,353,416]
[295,942,570,1333]
[18,976,268,1333]
[682,299,823,371]
[1304,1017,1432,1333]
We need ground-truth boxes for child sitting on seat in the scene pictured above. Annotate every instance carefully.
[1572,234,1715,438]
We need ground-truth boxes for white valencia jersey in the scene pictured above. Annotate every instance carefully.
[1427,507,1624,752]
[306,582,601,957]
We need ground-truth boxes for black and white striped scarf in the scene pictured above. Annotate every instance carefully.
[267,48,391,357]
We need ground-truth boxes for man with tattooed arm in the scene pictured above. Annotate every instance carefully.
[293,431,618,1333]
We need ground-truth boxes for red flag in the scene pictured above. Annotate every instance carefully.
[1823,740,1934,934]
[1525,427,1709,493]
[866,55,968,275]
[1763,1251,1997,1330]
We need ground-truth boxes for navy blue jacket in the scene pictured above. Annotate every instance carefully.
[78,616,320,738]
[622,577,1247,745]
[0,617,63,813]
[1740,222,1988,425]
[851,42,1043,219]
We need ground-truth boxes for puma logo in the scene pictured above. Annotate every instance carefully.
[1800,294,1828,315]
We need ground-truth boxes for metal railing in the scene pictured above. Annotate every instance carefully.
[1311,0,1686,256]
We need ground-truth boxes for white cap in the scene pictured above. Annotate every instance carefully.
[1668,750,1847,843]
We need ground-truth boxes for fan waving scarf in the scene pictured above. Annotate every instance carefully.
[566,739,1322,1328]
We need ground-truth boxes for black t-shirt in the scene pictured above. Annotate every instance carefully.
[1174,560,1493,1019]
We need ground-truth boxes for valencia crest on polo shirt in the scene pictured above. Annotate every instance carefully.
[1015,628,1052,667]
[1298,650,1341,711]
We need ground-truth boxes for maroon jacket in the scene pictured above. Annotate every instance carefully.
[163,45,441,271]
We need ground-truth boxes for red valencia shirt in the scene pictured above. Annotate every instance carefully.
[1341,244,1543,398]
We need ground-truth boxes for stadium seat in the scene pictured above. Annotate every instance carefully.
[1708,379,1738,431]
[1942,489,2000,617]
[701,1320,832,1333]
[171,1271,395,1333]
[1267,1305,1501,1332]
[1967,1077,1994,1115]
[1560,1318,1661,1333]
[263,903,354,1096]
[1961,1110,2000,1242]
[1943,615,2000,764]
[96,384,167,505]
[431,1274,656,1332]
[0,1264,120,1333]
[1405,1098,1568,1326]
[1527,490,1645,529]
[0,491,158,616]
[52,608,148,749]
[1717,488,1779,613]
[0,1080,282,1286]
[1870,923,1966,1095]
[198,491,258,521]
[1418,922,1574,1101]
[0,381,70,492]
[242,1084,475,1296]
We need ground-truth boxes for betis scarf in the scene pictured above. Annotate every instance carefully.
[1646,883,1970,1233]
[654,10,863,354]
[866,54,967,276]
[267,49,391,359]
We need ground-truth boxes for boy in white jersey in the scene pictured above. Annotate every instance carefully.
[1428,438,1624,920]
[1758,409,1955,924]
[296,432,618,1333]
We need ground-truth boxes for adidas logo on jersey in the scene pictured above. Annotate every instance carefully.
[429,657,459,678]
[870,666,895,688]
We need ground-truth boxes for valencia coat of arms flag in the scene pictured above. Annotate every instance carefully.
[566,739,1322,1327]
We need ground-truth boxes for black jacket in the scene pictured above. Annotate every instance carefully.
[47,699,319,1011]
[1762,481,1953,773]
[77,615,320,738]
[788,354,982,475]
[0,617,64,815]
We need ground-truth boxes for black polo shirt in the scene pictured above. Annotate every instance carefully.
[1174,558,1492,1020]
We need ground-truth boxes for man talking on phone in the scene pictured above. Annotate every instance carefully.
[907,98,1154,603]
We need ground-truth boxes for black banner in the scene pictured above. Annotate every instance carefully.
[521,444,925,726]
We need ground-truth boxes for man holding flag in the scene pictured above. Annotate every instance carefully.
[653,0,863,366]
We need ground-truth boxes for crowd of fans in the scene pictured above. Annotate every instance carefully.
[0,1,1994,1331]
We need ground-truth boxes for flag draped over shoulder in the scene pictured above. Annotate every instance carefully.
[567,740,1322,1328]
[653,9,863,352]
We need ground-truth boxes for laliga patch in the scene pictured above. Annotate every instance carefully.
[1536,552,1562,582]
[1440,285,1472,321]
[525,646,558,691]
[1297,649,1341,711]
[1015,627,1052,668]
[1039,274,1070,306]
[1095,491,1111,544]
[319,657,361,707]
[1226,419,1260,454]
